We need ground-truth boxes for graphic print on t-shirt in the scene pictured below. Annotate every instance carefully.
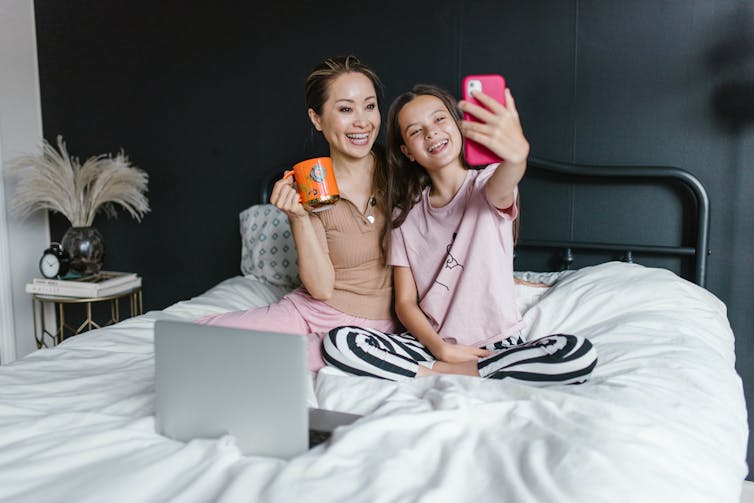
[436,232,464,291]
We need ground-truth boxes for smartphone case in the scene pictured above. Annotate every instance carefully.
[462,74,506,166]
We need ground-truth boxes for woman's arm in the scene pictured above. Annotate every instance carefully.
[270,176,335,299]
[458,88,530,210]
[394,266,489,363]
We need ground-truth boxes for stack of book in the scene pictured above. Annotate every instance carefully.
[25,271,142,298]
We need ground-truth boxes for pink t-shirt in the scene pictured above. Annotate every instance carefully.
[389,164,523,347]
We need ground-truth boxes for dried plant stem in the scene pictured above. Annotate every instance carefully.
[5,135,150,227]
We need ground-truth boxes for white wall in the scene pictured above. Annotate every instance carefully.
[0,138,15,363]
[0,0,49,362]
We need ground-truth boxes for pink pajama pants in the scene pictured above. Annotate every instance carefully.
[195,287,397,372]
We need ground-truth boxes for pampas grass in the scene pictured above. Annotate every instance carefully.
[5,135,149,227]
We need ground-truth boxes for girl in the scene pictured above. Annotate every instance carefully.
[197,56,398,372]
[323,84,597,384]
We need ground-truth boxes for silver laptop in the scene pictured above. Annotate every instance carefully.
[153,319,361,459]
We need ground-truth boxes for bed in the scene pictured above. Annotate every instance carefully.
[0,158,747,502]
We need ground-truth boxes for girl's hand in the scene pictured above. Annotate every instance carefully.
[435,342,491,363]
[270,176,308,219]
[458,88,530,165]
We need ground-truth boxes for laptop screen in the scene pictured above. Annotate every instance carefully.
[153,319,310,459]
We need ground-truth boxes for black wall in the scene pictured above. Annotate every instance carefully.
[34,0,753,477]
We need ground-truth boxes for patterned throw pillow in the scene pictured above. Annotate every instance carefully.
[240,204,301,289]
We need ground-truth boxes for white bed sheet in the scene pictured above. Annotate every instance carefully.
[0,261,747,502]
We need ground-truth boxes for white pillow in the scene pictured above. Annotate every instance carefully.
[240,204,301,289]
[514,283,549,314]
[513,270,566,313]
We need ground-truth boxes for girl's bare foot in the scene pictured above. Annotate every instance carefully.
[514,277,549,288]
[415,360,479,378]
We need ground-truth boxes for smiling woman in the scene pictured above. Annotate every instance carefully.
[196,54,400,371]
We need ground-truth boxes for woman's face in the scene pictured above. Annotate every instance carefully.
[309,72,380,161]
[397,94,463,172]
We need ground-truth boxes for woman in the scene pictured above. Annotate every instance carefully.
[197,55,398,372]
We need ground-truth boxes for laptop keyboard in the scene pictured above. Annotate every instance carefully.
[309,429,332,447]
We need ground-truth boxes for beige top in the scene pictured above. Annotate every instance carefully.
[310,198,393,320]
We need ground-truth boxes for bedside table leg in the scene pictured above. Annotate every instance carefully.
[33,297,58,348]
[32,296,41,349]
[74,302,101,333]
[58,303,65,344]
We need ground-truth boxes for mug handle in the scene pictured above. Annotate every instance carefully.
[282,170,303,204]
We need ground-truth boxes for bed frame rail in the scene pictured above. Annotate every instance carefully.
[259,157,711,287]
[518,157,710,287]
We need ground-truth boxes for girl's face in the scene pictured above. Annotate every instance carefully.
[308,72,380,161]
[398,94,463,171]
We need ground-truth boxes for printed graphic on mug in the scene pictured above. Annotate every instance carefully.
[284,157,340,211]
[309,164,326,183]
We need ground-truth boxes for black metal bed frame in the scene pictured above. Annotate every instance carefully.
[259,157,711,287]
[259,169,285,207]
[519,157,710,287]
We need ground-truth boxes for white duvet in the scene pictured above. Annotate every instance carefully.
[0,262,747,502]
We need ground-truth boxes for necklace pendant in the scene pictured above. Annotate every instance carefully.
[367,215,375,224]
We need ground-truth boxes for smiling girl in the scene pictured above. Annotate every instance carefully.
[323,84,597,384]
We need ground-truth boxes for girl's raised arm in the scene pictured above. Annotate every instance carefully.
[459,88,530,209]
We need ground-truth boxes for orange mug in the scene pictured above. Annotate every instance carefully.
[284,157,340,210]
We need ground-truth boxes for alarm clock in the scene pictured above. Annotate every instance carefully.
[39,243,71,279]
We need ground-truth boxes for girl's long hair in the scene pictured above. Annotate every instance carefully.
[385,85,466,231]
[385,84,520,247]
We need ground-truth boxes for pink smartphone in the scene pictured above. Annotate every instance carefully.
[462,74,506,166]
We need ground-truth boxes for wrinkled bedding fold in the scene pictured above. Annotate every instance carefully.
[0,262,746,502]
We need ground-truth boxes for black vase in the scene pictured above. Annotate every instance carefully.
[61,226,105,275]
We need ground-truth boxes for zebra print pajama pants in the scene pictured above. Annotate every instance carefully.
[323,326,597,385]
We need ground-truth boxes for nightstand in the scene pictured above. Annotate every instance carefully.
[31,286,143,348]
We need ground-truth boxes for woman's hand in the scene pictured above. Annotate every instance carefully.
[433,342,491,364]
[269,176,308,219]
[458,88,529,165]
[271,174,335,299]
